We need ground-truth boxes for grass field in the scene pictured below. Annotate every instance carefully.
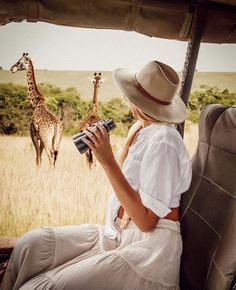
[0,124,198,238]
[0,70,235,101]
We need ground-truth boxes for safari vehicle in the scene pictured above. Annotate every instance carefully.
[0,1,235,289]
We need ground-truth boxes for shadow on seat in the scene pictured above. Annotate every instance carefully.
[180,104,236,290]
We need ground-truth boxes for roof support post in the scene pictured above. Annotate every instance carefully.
[178,0,209,137]
[27,0,39,22]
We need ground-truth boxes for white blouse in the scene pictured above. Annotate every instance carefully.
[104,123,192,239]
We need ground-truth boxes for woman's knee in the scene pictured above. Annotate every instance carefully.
[55,254,128,290]
[13,228,55,261]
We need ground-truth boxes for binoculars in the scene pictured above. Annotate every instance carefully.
[73,119,116,154]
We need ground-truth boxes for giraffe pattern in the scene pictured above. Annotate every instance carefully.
[10,53,63,167]
[79,72,104,168]
[91,72,103,113]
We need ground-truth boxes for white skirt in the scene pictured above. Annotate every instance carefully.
[1,219,182,290]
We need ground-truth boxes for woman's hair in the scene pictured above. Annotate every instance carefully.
[117,101,176,168]
[117,104,163,167]
[131,104,167,124]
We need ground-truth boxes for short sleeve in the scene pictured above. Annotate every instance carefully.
[139,137,182,218]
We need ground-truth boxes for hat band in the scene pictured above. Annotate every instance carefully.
[134,74,171,106]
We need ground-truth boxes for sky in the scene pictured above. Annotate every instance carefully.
[0,21,236,72]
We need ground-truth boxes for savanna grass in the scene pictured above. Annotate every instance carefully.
[0,125,198,237]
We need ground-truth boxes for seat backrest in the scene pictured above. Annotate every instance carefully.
[180,104,236,290]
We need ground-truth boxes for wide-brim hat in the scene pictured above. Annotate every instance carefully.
[113,60,187,124]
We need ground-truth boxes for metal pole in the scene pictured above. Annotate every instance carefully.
[178,0,209,137]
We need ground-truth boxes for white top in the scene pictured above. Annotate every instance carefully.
[104,123,192,239]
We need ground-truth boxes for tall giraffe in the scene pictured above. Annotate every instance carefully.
[10,53,63,167]
[91,72,103,113]
[79,72,104,168]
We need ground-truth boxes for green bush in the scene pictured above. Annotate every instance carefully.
[188,86,236,123]
[100,98,134,137]
[0,83,29,135]
[1,82,234,135]
[0,82,134,136]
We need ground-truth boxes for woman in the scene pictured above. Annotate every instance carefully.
[1,60,192,290]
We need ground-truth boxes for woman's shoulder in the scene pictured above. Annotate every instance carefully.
[141,125,190,168]
[150,124,182,143]
[144,124,189,157]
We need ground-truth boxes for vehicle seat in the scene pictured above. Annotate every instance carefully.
[180,104,236,290]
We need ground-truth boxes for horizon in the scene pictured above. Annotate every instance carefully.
[1,68,236,73]
[1,70,235,100]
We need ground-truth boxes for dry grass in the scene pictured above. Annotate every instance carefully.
[0,124,198,238]
[183,121,199,158]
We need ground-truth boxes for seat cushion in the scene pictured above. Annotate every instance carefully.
[180,105,236,290]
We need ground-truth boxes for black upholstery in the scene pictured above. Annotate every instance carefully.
[180,105,236,290]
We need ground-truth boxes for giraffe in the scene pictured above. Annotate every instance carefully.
[91,72,103,113]
[79,72,104,168]
[10,53,63,167]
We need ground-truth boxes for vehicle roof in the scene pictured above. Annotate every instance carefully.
[0,0,235,43]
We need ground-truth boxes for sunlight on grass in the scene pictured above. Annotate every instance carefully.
[0,124,198,237]
[183,121,198,158]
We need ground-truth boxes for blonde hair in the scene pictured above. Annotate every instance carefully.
[117,103,164,167]
[131,104,165,124]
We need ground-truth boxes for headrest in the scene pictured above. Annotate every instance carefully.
[211,106,236,153]
[198,104,227,144]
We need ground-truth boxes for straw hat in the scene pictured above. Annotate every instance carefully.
[113,60,187,123]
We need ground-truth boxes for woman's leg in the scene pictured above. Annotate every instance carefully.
[1,224,99,290]
[19,252,161,290]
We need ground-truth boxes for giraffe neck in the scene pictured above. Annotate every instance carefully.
[92,85,99,112]
[27,60,45,108]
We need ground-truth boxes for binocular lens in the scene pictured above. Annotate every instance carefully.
[73,119,116,154]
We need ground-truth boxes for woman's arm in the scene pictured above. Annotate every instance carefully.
[103,158,159,232]
[82,124,159,232]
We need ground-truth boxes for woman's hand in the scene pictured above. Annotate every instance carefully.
[82,123,116,167]
[83,122,159,232]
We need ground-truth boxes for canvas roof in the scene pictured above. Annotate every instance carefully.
[0,0,235,43]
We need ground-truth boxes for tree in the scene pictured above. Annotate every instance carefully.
[188,86,236,122]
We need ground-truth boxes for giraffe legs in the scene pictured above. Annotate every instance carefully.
[30,123,43,167]
[30,122,63,168]
[53,122,63,151]
[39,140,44,164]
[39,128,55,168]
[52,121,63,166]
[43,146,54,168]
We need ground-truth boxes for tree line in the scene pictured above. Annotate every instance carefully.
[0,82,235,136]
